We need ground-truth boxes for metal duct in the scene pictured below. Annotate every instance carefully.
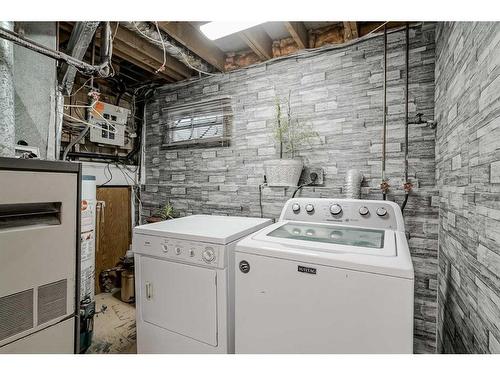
[344,169,364,199]
[0,21,14,157]
[122,22,213,74]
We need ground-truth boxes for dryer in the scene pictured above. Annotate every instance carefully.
[235,198,414,354]
[133,215,271,353]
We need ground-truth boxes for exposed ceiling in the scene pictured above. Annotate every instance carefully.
[59,21,405,86]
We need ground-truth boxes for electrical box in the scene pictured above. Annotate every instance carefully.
[89,101,130,147]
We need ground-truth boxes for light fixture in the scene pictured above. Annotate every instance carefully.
[200,21,265,40]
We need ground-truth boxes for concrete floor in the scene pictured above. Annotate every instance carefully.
[86,292,136,354]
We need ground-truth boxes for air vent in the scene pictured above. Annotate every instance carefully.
[0,289,34,342]
[37,280,67,325]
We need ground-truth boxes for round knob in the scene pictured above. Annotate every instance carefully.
[359,206,369,216]
[202,248,215,263]
[305,204,314,213]
[175,247,181,255]
[376,207,387,217]
[189,249,195,257]
[162,244,168,253]
[292,203,300,213]
[330,204,342,215]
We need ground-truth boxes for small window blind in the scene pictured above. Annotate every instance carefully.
[163,97,232,147]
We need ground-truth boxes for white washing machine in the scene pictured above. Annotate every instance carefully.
[235,198,414,354]
[133,215,271,353]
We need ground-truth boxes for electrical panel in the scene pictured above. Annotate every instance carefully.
[89,101,130,147]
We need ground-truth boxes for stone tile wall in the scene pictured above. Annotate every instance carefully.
[434,22,500,353]
[144,23,438,353]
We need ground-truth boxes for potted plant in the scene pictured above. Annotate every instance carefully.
[145,201,175,223]
[264,91,319,187]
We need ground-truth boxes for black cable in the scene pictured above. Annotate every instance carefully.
[292,173,318,198]
[401,193,409,212]
[98,163,113,187]
[258,184,264,218]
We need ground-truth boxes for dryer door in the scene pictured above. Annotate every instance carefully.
[140,256,218,346]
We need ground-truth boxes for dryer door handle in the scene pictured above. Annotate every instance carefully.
[145,282,153,300]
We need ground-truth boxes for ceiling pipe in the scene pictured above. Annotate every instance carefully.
[121,22,213,74]
[0,21,15,157]
[0,24,112,77]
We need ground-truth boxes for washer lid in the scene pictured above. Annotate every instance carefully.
[259,221,396,257]
[134,215,272,244]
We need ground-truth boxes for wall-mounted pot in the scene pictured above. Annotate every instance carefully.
[264,159,303,187]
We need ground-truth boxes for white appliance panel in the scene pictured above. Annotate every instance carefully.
[140,256,218,347]
[134,215,272,244]
[235,252,413,353]
[0,169,77,350]
[0,317,74,354]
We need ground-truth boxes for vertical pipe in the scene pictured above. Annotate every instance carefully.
[0,21,15,157]
[401,23,411,212]
[381,24,388,200]
[404,23,409,183]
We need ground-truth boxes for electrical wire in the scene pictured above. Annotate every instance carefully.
[154,21,167,73]
[292,173,319,198]
[98,163,113,187]
[131,22,218,77]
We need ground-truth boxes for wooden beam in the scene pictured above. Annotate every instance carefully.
[343,22,359,41]
[284,22,308,49]
[112,25,192,79]
[157,21,226,72]
[239,27,273,60]
[110,39,176,82]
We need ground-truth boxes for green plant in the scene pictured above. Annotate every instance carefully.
[156,201,175,220]
[272,90,319,159]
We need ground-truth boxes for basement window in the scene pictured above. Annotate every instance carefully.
[163,97,232,147]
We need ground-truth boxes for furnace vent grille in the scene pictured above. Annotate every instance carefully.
[0,289,34,342]
[37,279,67,325]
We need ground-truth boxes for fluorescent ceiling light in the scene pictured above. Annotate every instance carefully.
[200,22,265,40]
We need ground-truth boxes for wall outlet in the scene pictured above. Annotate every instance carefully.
[299,167,324,186]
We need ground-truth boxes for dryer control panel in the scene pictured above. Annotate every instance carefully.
[132,233,225,269]
[279,198,405,232]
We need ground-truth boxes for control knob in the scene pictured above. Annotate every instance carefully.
[376,207,388,217]
[202,248,216,263]
[162,244,168,253]
[189,249,195,257]
[359,206,369,216]
[305,204,314,213]
[330,204,342,215]
[175,247,182,255]
[292,203,300,213]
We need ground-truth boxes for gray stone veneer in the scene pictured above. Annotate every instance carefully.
[435,22,500,353]
[143,23,438,353]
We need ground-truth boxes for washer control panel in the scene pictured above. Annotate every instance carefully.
[280,198,404,231]
[133,234,224,269]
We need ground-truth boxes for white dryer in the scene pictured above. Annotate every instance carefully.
[235,198,414,354]
[133,215,271,353]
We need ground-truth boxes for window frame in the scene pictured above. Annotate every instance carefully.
[161,97,232,148]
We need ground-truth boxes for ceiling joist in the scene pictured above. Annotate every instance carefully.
[284,22,308,49]
[110,39,176,82]
[343,22,359,41]
[239,27,273,60]
[157,22,226,72]
[111,25,192,79]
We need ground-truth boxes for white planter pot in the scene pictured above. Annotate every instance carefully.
[264,159,304,187]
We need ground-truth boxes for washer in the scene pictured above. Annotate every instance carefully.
[235,198,414,354]
[133,215,271,353]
